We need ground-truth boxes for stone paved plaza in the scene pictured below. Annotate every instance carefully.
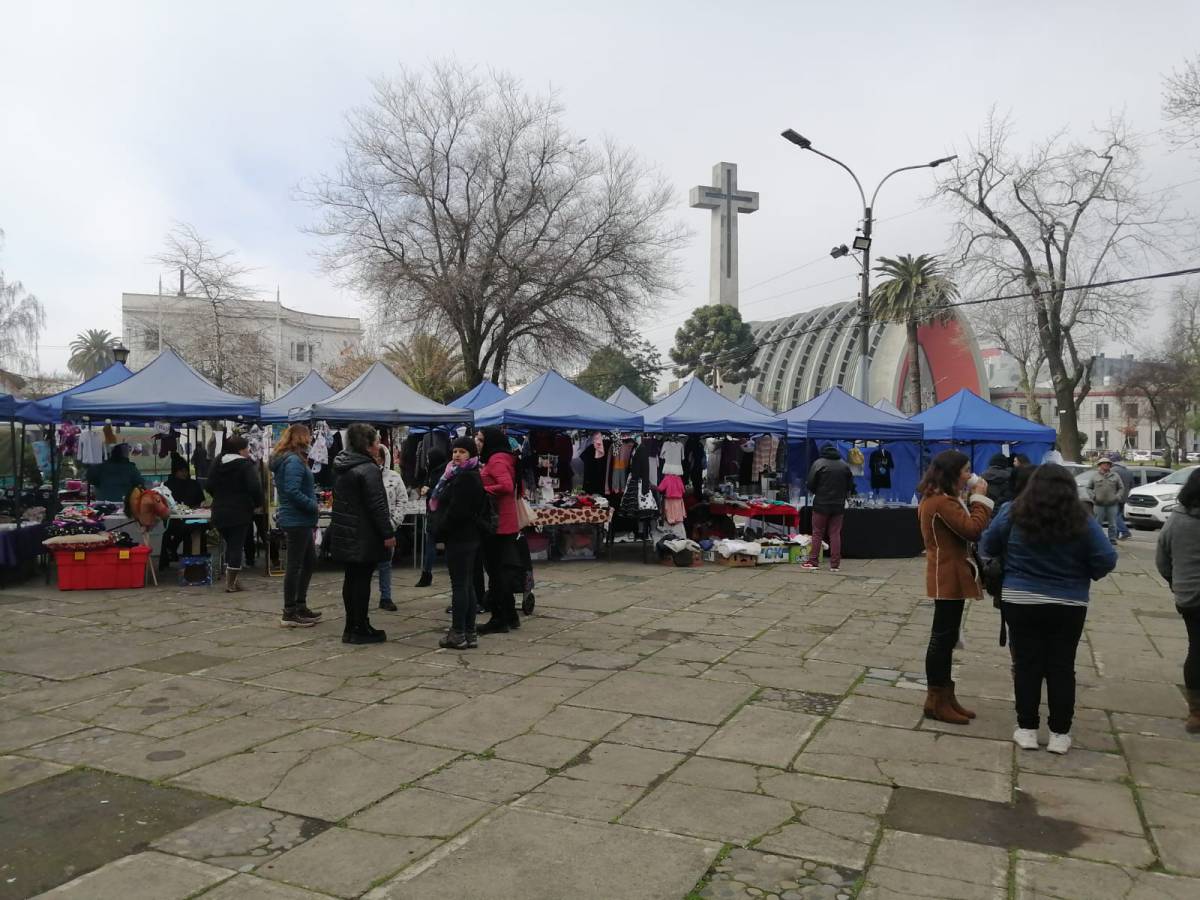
[1,535,1199,899]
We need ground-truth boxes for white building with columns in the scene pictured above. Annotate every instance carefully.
[121,292,361,399]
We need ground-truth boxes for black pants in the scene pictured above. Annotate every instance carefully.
[1004,602,1087,733]
[446,540,479,635]
[483,532,518,621]
[925,599,965,687]
[1181,605,1200,690]
[342,561,376,631]
[219,524,248,570]
[282,527,315,613]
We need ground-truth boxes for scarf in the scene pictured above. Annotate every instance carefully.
[429,457,479,511]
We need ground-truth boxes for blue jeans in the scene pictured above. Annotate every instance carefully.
[376,559,392,602]
[1115,508,1131,538]
[1094,504,1119,542]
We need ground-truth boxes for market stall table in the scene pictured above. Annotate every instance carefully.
[706,500,800,529]
[527,505,613,561]
[799,506,923,559]
[0,521,47,571]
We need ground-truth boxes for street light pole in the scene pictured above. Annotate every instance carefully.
[780,129,955,403]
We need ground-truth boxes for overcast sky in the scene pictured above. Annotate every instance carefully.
[2,0,1198,376]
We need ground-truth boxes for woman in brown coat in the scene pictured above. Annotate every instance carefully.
[918,449,994,724]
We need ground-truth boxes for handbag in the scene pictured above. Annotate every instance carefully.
[516,496,538,530]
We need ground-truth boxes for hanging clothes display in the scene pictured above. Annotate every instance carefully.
[683,436,705,498]
[657,473,686,524]
[660,439,684,476]
[848,444,865,477]
[580,434,609,495]
[753,435,777,477]
[738,438,756,487]
[869,447,894,490]
[77,429,104,464]
[610,438,634,494]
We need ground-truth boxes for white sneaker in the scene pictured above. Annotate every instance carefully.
[1047,732,1072,755]
[1013,728,1040,750]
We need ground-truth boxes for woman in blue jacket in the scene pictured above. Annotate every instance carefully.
[980,464,1117,755]
[270,425,321,627]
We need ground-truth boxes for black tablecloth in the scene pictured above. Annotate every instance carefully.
[0,523,46,568]
[800,507,923,559]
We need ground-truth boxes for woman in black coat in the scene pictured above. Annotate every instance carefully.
[430,437,486,649]
[204,435,264,592]
[328,423,395,645]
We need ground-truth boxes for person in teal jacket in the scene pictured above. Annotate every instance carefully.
[270,425,321,627]
[87,444,144,503]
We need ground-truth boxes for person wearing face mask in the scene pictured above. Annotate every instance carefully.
[205,434,264,593]
[917,450,995,724]
[429,437,486,649]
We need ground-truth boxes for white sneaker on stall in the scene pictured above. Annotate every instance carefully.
[1046,732,1072,755]
[1013,728,1040,750]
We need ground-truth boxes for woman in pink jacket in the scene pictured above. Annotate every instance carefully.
[476,426,521,633]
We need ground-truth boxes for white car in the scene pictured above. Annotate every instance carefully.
[1124,466,1200,528]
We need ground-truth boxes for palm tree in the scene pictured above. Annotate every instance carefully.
[383,333,467,403]
[68,329,119,380]
[870,254,959,413]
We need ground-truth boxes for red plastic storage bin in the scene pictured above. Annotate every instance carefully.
[53,546,151,591]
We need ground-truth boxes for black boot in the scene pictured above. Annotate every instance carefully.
[345,620,387,644]
[476,615,510,635]
[415,570,432,588]
[439,629,469,650]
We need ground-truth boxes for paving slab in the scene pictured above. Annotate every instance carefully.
[259,827,438,897]
[560,741,683,785]
[0,755,70,796]
[34,851,233,899]
[512,775,644,821]
[621,781,794,843]
[364,807,717,899]
[604,715,716,752]
[861,830,1008,900]
[150,806,327,872]
[348,787,494,838]
[1015,851,1200,899]
[699,705,820,768]
[569,670,756,724]
[418,756,549,804]
[698,849,859,900]
[190,874,331,899]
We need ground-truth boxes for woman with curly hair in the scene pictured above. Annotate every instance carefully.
[917,449,994,725]
[981,464,1117,754]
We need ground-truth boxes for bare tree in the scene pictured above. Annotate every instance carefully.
[149,223,273,396]
[301,61,686,385]
[0,229,46,376]
[937,111,1175,461]
[974,298,1048,422]
[1164,54,1200,150]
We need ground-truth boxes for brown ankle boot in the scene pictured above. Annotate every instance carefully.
[923,689,937,719]
[926,686,970,725]
[1186,689,1200,734]
[947,680,976,719]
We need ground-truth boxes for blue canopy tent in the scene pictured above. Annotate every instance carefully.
[474,370,643,431]
[290,362,472,425]
[911,389,1056,472]
[453,380,509,411]
[63,349,259,422]
[260,370,336,424]
[606,385,649,413]
[779,387,925,501]
[16,362,134,424]
[0,393,17,420]
[736,393,776,417]
[873,398,907,418]
[641,379,784,434]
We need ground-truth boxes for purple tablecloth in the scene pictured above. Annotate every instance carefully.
[0,523,47,568]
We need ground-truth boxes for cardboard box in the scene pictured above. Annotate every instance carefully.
[717,552,758,567]
[758,544,790,564]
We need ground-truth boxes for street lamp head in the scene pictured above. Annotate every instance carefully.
[112,343,130,365]
[852,235,872,252]
[780,129,812,150]
[928,155,958,167]
[830,244,850,259]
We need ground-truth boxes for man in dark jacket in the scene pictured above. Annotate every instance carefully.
[328,423,395,645]
[981,453,1015,507]
[803,444,855,572]
[88,444,144,504]
[204,435,263,592]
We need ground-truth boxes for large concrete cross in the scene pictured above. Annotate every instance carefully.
[690,162,759,307]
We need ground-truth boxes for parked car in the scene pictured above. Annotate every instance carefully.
[1129,449,1153,462]
[1061,462,1091,479]
[1123,465,1200,528]
[1187,451,1200,463]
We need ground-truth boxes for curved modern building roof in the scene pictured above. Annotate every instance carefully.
[744,299,986,413]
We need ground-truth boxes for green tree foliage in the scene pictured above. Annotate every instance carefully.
[670,305,760,387]
[68,329,119,380]
[575,336,661,401]
[870,254,958,413]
